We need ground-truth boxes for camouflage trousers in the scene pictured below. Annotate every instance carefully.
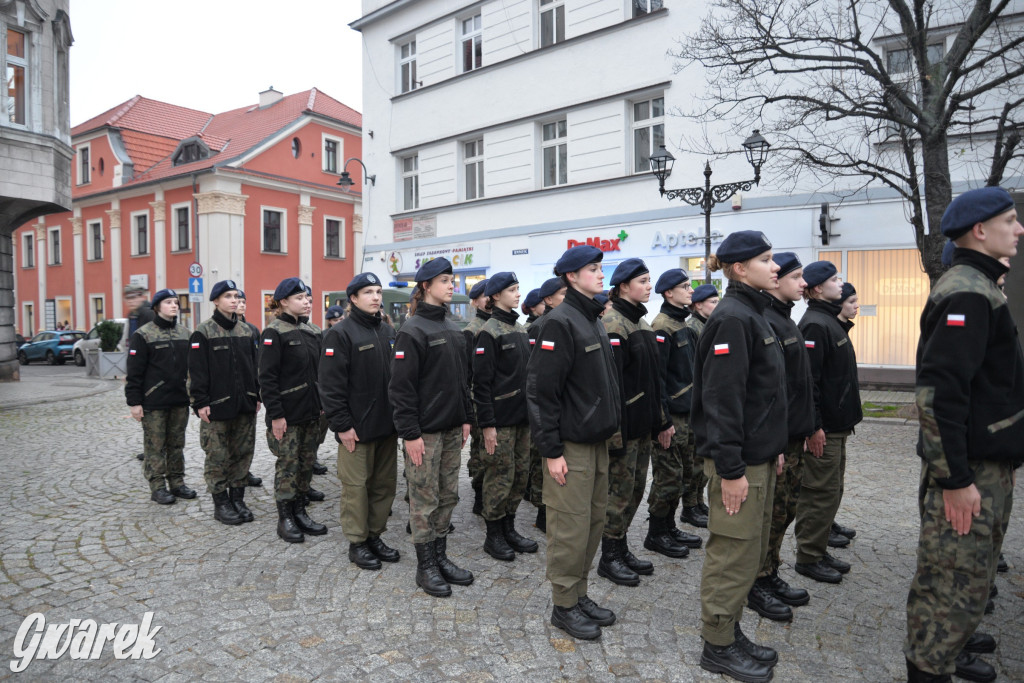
[681,416,708,509]
[405,427,462,544]
[338,435,398,543]
[201,413,256,495]
[759,437,804,578]
[647,414,691,518]
[481,423,532,521]
[267,420,321,502]
[604,437,651,539]
[141,406,189,492]
[904,459,1014,675]
[524,443,545,508]
[794,430,849,564]
[467,425,484,485]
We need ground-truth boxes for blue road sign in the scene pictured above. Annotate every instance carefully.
[189,277,203,294]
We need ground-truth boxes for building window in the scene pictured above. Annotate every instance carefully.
[400,40,418,93]
[91,296,104,327]
[885,42,945,133]
[132,213,149,256]
[461,14,483,73]
[78,144,91,185]
[262,209,285,253]
[323,135,342,174]
[464,139,484,200]
[632,96,664,173]
[402,155,420,210]
[47,227,61,265]
[291,137,301,158]
[22,232,34,268]
[540,0,565,48]
[22,302,34,336]
[542,120,568,187]
[88,220,103,261]
[633,0,663,16]
[324,217,344,258]
[172,141,208,165]
[172,205,191,252]
[6,28,27,125]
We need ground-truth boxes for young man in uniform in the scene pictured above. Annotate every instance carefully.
[127,283,157,461]
[904,187,1023,683]
[464,279,491,515]
[236,290,264,489]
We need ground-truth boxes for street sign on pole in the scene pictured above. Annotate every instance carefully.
[189,277,203,294]
[189,293,204,303]
[189,262,203,277]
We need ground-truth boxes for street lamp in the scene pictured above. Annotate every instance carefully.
[336,157,376,188]
[650,130,771,284]
[337,157,376,274]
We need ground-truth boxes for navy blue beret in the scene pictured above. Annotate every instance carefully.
[485,272,518,297]
[304,284,313,297]
[237,289,246,300]
[522,288,542,312]
[273,277,306,301]
[716,230,772,263]
[773,252,801,278]
[609,258,649,287]
[594,292,609,306]
[691,284,719,303]
[941,187,1015,239]
[941,240,956,267]
[839,282,857,303]
[802,261,838,288]
[554,245,603,275]
[325,305,345,321]
[415,257,453,282]
[346,271,382,299]
[539,277,565,299]
[209,279,239,301]
[654,268,689,294]
[151,289,178,309]
[469,279,489,299]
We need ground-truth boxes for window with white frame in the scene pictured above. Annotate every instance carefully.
[402,155,420,210]
[6,28,27,125]
[400,40,418,93]
[172,205,191,252]
[542,120,567,187]
[461,14,483,72]
[90,295,104,326]
[464,139,484,200]
[78,143,91,185]
[262,208,286,253]
[323,135,342,174]
[885,42,945,134]
[632,96,665,173]
[22,232,34,268]
[87,220,103,260]
[131,212,149,256]
[47,227,61,265]
[633,0,664,17]
[324,217,344,259]
[540,0,565,48]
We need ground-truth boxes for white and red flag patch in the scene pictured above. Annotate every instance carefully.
[656,335,666,343]
[191,342,200,349]
[476,347,485,355]
[714,343,730,356]
[129,349,137,355]
[325,348,334,357]
[395,351,406,359]
[541,340,555,351]
[610,338,621,347]
[805,341,815,348]
[263,338,273,346]
[946,314,965,327]
[529,339,536,345]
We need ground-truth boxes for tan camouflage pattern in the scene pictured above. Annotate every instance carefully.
[604,437,651,539]
[141,406,189,491]
[647,413,691,517]
[200,413,256,494]
[266,421,321,502]
[759,437,803,577]
[480,423,531,521]
[405,427,462,544]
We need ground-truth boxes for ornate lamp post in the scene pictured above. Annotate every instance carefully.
[649,131,770,284]
[337,158,376,273]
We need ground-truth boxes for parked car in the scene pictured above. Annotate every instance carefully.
[72,318,129,366]
[18,330,86,365]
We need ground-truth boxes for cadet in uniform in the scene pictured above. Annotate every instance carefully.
[527,245,620,640]
[464,279,491,515]
[300,287,330,486]
[904,187,1023,683]
[473,272,538,561]
[188,279,260,526]
[324,305,344,329]
[647,269,705,562]
[522,288,544,327]
[126,289,196,505]
[259,278,326,543]
[692,231,786,683]
[127,284,158,462]
[236,290,264,489]
[749,253,814,620]
[320,272,400,570]
[829,282,860,546]
[389,257,475,598]
[793,261,861,584]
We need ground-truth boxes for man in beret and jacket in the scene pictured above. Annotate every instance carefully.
[464,279,492,515]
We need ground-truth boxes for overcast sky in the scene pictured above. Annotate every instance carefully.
[69,0,364,125]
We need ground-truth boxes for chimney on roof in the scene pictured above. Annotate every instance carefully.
[259,86,283,108]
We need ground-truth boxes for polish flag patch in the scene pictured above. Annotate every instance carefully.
[263,338,273,346]
[610,338,621,347]
[325,348,334,357]
[129,349,137,355]
[395,351,405,359]
[529,339,536,345]
[714,344,730,356]
[191,342,200,349]
[805,341,815,348]
[656,335,666,343]
[946,314,965,327]
[476,347,485,355]
[541,340,555,351]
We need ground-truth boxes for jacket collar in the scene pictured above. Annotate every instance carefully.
[349,305,381,328]
[154,314,177,329]
[765,294,795,319]
[563,286,604,321]
[212,309,237,330]
[474,308,492,322]
[415,301,448,322]
[659,301,689,322]
[691,311,707,324]
[953,247,1010,283]
[491,307,519,326]
[279,312,299,325]
[724,280,771,313]
[611,297,647,323]
[807,298,843,317]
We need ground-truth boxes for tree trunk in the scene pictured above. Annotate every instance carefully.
[920,134,954,286]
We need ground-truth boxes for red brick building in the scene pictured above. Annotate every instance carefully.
[13,87,363,334]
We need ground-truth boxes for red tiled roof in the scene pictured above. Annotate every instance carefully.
[118,130,179,173]
[72,96,213,139]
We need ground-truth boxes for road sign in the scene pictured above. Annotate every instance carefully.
[189,277,203,294]
[189,293,204,303]
[189,262,203,277]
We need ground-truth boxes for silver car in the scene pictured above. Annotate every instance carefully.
[72,318,129,366]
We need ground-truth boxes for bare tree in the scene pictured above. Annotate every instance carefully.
[672,0,1024,284]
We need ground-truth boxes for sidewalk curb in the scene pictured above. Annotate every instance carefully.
[0,379,122,411]
[861,416,918,426]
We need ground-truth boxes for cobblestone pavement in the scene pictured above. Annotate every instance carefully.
[0,388,1021,681]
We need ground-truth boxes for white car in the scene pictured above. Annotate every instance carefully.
[72,318,129,366]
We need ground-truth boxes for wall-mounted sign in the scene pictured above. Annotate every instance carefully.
[387,242,491,276]
[129,274,149,289]
[394,215,437,242]
[652,229,725,252]
[512,249,529,256]
[568,230,628,252]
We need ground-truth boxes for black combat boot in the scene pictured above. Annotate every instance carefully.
[348,542,382,570]
[229,487,254,523]
[535,505,547,532]
[169,483,196,499]
[293,495,327,535]
[644,515,690,558]
[212,490,243,525]
[766,571,809,606]
[621,538,654,575]
[795,558,842,584]
[747,578,794,621]
[700,640,774,682]
[502,513,539,553]
[666,504,704,548]
[680,505,709,528]
[245,471,262,487]
[598,537,640,586]
[306,486,325,502]
[954,652,996,683]
[831,520,856,538]
[414,542,451,597]
[906,658,952,682]
[734,622,778,665]
[366,535,400,563]
[550,603,601,640]
[312,459,328,475]
[827,530,851,548]
[963,632,996,654]
[276,500,303,543]
[472,479,483,516]
[151,488,175,505]
[822,552,850,573]
[434,536,474,585]
[484,518,515,561]
[577,595,615,626]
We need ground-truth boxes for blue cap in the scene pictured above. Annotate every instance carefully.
[716,230,773,263]
[941,240,956,267]
[522,288,542,312]
[554,245,603,275]
[273,277,306,302]
[773,252,802,278]
[414,257,453,282]
[941,187,1015,239]
[839,282,857,303]
[654,268,689,294]
[594,292,609,306]
[469,279,489,299]
[484,272,518,297]
[802,261,838,289]
[151,289,178,309]
[325,305,345,321]
[691,284,719,303]
[237,289,246,300]
[609,258,649,287]
[304,284,313,297]
[209,279,239,301]
[539,277,565,299]
[346,272,382,299]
